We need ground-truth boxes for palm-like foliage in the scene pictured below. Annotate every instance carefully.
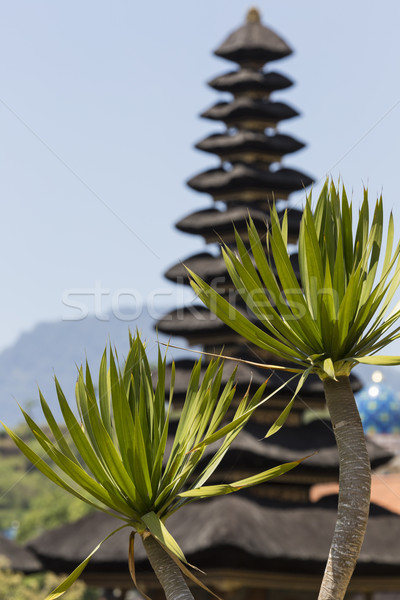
[188,180,400,600]
[3,333,301,600]
[190,181,400,380]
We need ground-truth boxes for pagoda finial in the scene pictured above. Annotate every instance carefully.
[246,7,261,24]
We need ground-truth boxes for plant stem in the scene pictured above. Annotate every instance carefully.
[319,376,371,600]
[142,534,194,600]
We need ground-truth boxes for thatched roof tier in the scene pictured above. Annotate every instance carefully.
[156,304,260,344]
[155,358,360,406]
[187,164,313,202]
[176,205,302,244]
[28,496,400,591]
[202,342,284,364]
[164,251,228,286]
[192,425,391,480]
[176,206,265,242]
[156,302,271,347]
[0,535,42,573]
[28,511,130,578]
[195,131,305,164]
[201,98,298,129]
[177,429,389,503]
[214,9,292,67]
[208,69,293,97]
[163,250,300,286]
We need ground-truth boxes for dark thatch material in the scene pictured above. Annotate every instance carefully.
[195,131,305,160]
[164,251,230,286]
[156,303,264,346]
[28,510,131,576]
[180,417,384,500]
[161,356,309,397]
[0,535,42,573]
[201,98,299,127]
[156,304,251,335]
[193,425,391,476]
[175,205,303,243]
[187,164,314,201]
[163,250,300,286]
[28,495,400,583]
[176,206,266,239]
[214,16,292,67]
[152,356,361,403]
[208,69,293,95]
[202,340,294,365]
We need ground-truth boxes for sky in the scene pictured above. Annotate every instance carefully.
[1,1,400,354]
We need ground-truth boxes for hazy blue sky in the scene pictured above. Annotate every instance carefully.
[2,1,400,352]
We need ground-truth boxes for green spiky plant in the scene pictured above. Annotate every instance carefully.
[188,180,400,600]
[3,333,303,600]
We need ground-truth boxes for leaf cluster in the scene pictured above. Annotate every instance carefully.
[189,180,400,380]
[3,333,301,598]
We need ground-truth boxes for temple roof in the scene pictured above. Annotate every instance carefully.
[187,164,314,201]
[214,9,292,67]
[156,304,258,337]
[176,206,268,240]
[176,205,302,244]
[208,69,293,96]
[201,98,299,128]
[195,131,305,161]
[0,535,41,573]
[28,495,400,582]
[164,250,300,286]
[151,357,360,402]
[195,425,390,474]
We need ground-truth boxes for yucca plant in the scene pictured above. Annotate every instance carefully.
[188,180,400,600]
[3,333,302,600]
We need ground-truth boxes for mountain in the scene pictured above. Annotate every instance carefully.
[0,307,188,425]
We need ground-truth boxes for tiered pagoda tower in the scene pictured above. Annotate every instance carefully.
[27,10,400,600]
[155,7,368,503]
[157,9,317,420]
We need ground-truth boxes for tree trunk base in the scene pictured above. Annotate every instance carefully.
[318,376,371,600]
[142,534,194,600]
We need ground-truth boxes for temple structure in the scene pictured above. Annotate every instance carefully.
[155,6,363,503]
[157,8,314,419]
[26,9,400,600]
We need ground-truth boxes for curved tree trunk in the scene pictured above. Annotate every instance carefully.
[142,534,194,600]
[319,376,371,600]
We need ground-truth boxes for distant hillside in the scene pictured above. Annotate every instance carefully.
[0,307,188,425]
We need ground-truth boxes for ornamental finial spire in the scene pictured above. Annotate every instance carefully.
[246,7,261,23]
